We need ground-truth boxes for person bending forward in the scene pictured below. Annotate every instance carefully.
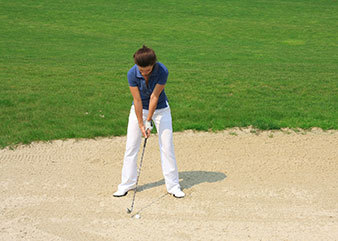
[113,45,185,198]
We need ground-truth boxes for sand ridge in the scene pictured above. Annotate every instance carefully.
[0,128,337,240]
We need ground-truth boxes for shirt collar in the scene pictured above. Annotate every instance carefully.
[136,62,159,78]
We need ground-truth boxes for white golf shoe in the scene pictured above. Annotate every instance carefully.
[170,189,185,198]
[113,189,129,197]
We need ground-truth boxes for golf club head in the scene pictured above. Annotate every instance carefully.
[126,208,132,214]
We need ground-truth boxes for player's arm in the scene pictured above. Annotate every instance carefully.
[147,84,165,122]
[129,86,147,138]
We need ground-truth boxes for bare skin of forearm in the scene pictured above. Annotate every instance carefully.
[134,99,144,128]
[147,95,159,121]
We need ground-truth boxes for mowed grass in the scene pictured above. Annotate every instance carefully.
[1,0,337,148]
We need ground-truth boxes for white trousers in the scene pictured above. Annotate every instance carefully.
[117,104,181,194]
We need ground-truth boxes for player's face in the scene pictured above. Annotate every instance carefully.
[137,65,154,78]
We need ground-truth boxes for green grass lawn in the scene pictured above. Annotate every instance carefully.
[1,0,337,148]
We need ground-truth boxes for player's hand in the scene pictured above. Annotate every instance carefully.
[140,126,148,138]
[145,120,153,138]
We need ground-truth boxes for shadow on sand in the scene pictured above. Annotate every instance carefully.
[138,171,227,192]
[130,171,226,217]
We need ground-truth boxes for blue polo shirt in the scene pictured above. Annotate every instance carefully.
[127,62,169,110]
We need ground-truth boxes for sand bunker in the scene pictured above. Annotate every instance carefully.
[1,128,337,240]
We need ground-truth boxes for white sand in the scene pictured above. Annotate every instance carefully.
[1,128,337,240]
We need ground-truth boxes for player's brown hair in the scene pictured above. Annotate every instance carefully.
[133,45,157,67]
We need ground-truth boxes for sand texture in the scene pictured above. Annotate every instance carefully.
[1,128,337,241]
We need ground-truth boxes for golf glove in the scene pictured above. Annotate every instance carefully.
[145,120,153,132]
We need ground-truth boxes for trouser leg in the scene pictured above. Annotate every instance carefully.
[118,106,143,192]
[153,106,181,193]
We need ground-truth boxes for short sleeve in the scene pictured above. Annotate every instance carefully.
[127,68,138,87]
[157,66,169,85]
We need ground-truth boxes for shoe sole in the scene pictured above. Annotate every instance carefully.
[173,194,184,198]
[168,192,185,198]
[113,191,128,197]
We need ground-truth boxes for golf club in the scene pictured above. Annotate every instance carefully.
[127,137,148,214]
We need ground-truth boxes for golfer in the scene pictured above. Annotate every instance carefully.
[113,45,185,198]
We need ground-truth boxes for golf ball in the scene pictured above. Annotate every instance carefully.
[134,214,140,219]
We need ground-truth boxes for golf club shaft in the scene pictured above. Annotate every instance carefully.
[128,137,148,213]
